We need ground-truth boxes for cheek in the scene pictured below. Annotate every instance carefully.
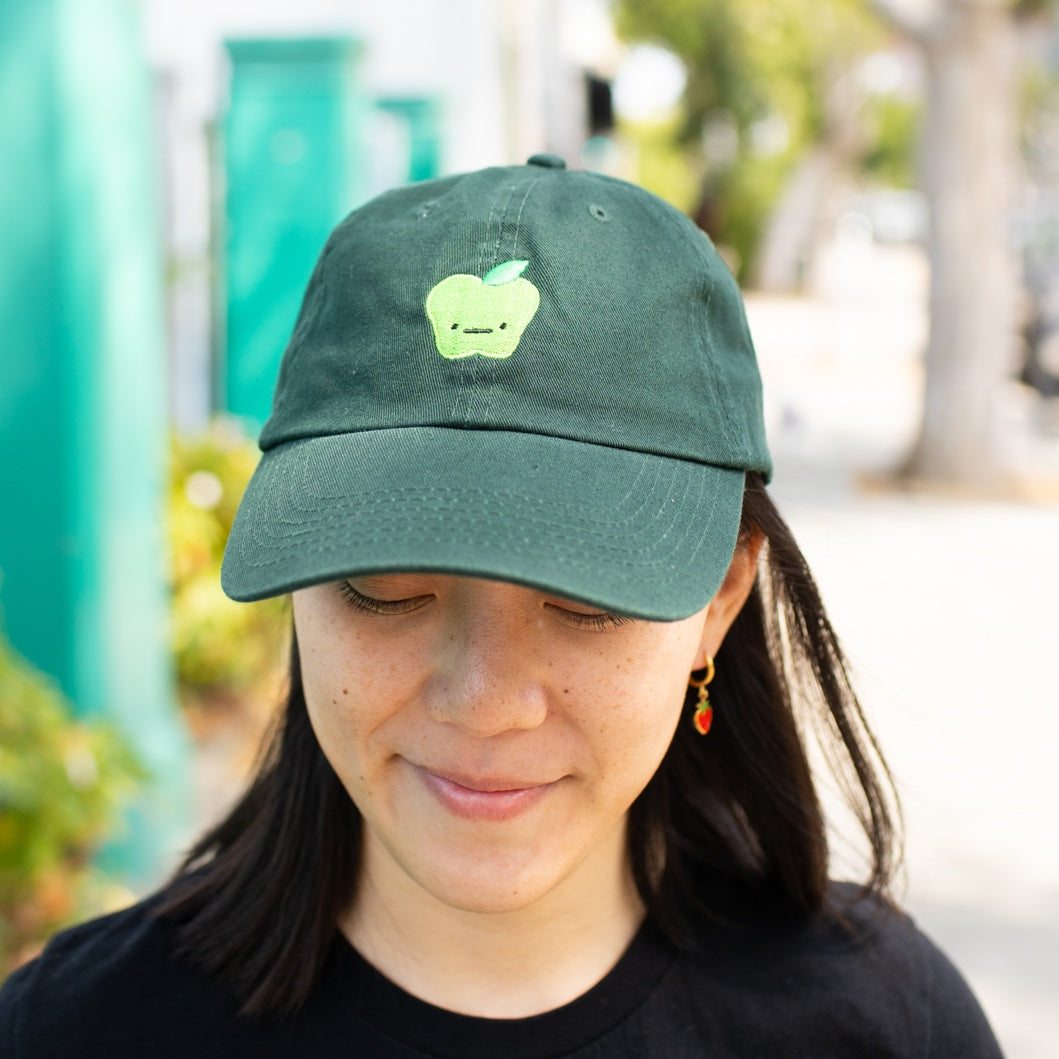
[297,637,358,768]
[295,619,413,775]
[579,647,694,789]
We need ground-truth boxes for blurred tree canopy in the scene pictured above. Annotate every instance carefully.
[616,0,878,145]
[615,0,887,282]
[619,0,1059,483]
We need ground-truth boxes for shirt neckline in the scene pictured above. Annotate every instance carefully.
[328,918,678,1059]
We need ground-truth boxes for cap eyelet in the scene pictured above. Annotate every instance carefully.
[589,204,609,222]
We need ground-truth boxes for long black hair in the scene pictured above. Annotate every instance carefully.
[158,474,900,1016]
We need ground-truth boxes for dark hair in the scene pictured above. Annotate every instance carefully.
[158,473,900,1017]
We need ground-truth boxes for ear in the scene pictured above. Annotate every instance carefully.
[694,530,763,667]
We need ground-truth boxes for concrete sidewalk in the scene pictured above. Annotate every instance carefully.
[746,247,1059,1057]
[778,487,1059,1058]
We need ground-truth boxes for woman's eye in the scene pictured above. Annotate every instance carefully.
[334,581,431,615]
[547,604,632,631]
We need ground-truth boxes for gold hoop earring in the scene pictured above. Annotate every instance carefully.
[688,657,715,735]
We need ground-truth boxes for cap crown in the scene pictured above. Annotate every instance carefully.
[259,160,770,478]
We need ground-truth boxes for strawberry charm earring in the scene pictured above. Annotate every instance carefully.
[688,657,716,735]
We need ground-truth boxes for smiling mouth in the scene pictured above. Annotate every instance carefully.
[413,765,556,822]
[439,773,541,793]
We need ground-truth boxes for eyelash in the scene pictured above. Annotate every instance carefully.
[334,582,632,631]
[552,607,632,631]
[334,581,429,615]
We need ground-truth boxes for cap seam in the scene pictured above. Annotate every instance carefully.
[643,194,741,457]
[252,472,694,552]
[260,426,765,474]
[233,462,733,575]
[468,172,542,428]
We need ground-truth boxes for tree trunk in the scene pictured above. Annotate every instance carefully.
[907,2,1019,482]
[754,66,865,293]
[753,146,841,292]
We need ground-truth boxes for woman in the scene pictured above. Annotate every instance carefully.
[0,155,1003,1056]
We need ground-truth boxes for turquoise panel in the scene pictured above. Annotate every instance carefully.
[0,0,188,886]
[376,97,443,183]
[0,0,72,687]
[222,38,364,429]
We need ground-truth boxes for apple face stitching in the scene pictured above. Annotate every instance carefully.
[425,260,541,360]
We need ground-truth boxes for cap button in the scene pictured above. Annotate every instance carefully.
[526,153,567,170]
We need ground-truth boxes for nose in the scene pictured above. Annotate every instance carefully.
[424,591,548,737]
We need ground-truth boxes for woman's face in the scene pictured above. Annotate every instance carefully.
[293,565,753,918]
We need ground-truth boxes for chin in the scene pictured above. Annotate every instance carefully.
[402,842,576,916]
[436,885,559,919]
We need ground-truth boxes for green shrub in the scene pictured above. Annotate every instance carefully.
[0,631,143,974]
[168,420,288,707]
[0,420,289,977]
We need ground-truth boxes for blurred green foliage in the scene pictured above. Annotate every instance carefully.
[0,629,143,973]
[860,95,921,188]
[615,0,908,277]
[1,420,288,976]
[619,115,702,214]
[1022,66,1059,169]
[169,420,288,708]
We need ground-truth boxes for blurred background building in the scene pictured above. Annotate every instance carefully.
[2,0,1058,1054]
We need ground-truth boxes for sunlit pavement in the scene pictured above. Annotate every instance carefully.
[746,242,1059,1058]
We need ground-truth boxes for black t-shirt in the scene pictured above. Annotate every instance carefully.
[0,887,1003,1057]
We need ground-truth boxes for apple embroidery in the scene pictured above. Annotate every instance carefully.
[426,259,541,359]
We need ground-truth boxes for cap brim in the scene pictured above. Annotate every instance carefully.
[221,428,745,621]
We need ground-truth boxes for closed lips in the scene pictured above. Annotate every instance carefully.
[413,765,559,822]
[418,767,554,792]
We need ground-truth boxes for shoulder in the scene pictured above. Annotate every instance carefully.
[653,884,1003,1058]
[3,895,172,993]
[840,890,1003,1057]
[807,885,999,1038]
[0,896,271,1058]
[1,898,177,1055]
[821,883,996,1034]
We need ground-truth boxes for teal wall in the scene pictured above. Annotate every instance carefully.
[222,38,365,429]
[0,1,71,687]
[220,41,452,429]
[0,0,188,884]
[376,97,442,183]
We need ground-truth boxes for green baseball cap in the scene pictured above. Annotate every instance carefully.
[221,154,771,620]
